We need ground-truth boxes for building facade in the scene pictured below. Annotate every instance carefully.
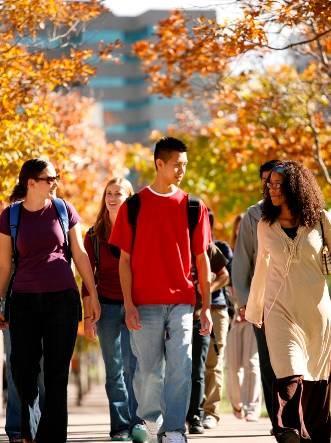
[79,9,216,143]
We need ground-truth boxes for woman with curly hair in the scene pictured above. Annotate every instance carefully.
[245,160,331,443]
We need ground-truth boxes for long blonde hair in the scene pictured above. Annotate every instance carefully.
[93,178,134,241]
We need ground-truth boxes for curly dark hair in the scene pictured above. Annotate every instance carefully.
[262,160,325,227]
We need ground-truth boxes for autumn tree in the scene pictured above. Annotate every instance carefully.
[0,0,122,217]
[133,2,331,201]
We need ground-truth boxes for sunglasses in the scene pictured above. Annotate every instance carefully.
[35,175,60,184]
[272,164,286,174]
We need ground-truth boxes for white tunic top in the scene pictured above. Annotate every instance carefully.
[246,210,331,381]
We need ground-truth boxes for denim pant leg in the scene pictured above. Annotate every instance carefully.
[97,303,131,435]
[130,306,165,424]
[5,329,45,440]
[121,324,138,425]
[187,320,210,421]
[4,328,22,440]
[161,304,193,434]
[9,295,43,440]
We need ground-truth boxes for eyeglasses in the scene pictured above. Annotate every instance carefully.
[266,182,282,190]
[35,175,60,184]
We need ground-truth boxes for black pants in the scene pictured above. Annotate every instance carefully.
[273,376,331,442]
[187,320,210,421]
[9,289,81,443]
[253,325,276,425]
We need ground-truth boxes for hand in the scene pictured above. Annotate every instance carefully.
[0,313,8,330]
[83,295,101,325]
[125,304,142,331]
[84,318,97,340]
[199,307,213,336]
[237,306,246,323]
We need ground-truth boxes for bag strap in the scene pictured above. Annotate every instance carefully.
[52,198,71,262]
[87,226,100,270]
[126,193,141,250]
[9,202,22,267]
[320,219,327,247]
[187,195,200,248]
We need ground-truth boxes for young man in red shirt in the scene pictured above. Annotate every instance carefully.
[110,137,212,443]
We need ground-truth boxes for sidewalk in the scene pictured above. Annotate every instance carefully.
[0,383,275,442]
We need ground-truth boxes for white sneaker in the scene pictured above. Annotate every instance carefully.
[161,432,186,443]
[202,415,218,429]
[246,412,259,422]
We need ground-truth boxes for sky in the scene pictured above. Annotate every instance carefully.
[105,0,223,16]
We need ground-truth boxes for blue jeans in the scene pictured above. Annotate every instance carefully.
[97,303,138,436]
[131,304,193,435]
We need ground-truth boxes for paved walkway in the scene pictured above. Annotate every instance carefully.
[0,383,275,442]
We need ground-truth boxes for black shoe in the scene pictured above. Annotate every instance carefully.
[188,416,204,434]
[275,429,300,443]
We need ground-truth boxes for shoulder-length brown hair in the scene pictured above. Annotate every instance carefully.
[93,177,134,241]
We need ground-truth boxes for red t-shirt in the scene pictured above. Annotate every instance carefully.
[109,187,211,305]
[82,233,123,302]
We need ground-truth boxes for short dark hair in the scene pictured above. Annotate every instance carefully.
[10,158,51,202]
[154,137,187,168]
[259,160,279,178]
[262,160,325,227]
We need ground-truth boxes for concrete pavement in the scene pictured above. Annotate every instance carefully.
[0,383,275,442]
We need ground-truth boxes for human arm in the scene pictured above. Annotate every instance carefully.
[245,221,269,327]
[69,223,100,325]
[0,233,12,329]
[119,250,141,330]
[232,210,256,308]
[195,251,212,335]
[210,266,229,293]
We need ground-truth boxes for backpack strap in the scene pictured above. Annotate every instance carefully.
[9,202,23,266]
[126,193,141,250]
[52,198,71,262]
[87,226,100,270]
[187,195,200,245]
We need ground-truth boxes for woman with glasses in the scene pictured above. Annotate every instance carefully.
[0,158,100,443]
[246,160,331,443]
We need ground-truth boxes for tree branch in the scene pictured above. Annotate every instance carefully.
[262,27,331,51]
[306,106,331,184]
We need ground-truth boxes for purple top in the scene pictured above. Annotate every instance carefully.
[0,200,80,293]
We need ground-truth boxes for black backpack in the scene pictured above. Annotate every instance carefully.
[88,193,201,271]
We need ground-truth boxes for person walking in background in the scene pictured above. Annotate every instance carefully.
[226,214,261,422]
[187,214,229,434]
[246,160,331,442]
[83,177,138,442]
[202,210,232,430]
[232,159,278,427]
[3,329,45,443]
[0,159,100,443]
[110,137,212,443]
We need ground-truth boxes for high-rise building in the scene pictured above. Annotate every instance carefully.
[78,10,216,143]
